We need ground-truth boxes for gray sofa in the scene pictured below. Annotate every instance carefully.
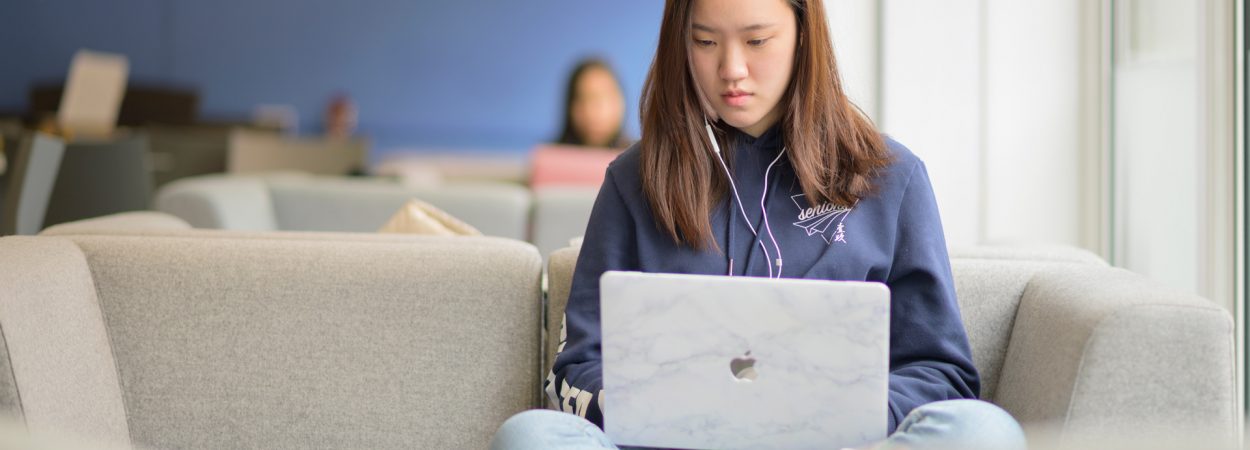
[0,230,542,449]
[544,245,1236,442]
[154,174,600,257]
[155,173,533,240]
[5,213,1237,447]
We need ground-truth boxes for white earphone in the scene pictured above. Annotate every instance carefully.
[704,119,785,278]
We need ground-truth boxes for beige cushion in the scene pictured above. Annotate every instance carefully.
[377,199,481,236]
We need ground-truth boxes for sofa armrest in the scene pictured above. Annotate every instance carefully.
[544,246,580,383]
[0,237,131,446]
[994,265,1235,440]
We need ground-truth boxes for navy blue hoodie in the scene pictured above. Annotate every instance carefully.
[545,124,980,434]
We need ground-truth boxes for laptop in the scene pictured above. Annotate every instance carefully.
[599,271,890,450]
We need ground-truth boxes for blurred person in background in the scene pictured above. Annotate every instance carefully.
[555,58,631,149]
[323,92,358,140]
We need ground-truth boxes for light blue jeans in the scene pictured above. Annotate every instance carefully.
[490,399,1026,450]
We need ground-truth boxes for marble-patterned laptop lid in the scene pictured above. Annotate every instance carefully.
[600,271,890,450]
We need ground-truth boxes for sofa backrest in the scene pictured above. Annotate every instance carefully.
[950,244,1107,265]
[155,174,281,230]
[949,258,1074,400]
[0,233,543,449]
[530,187,597,258]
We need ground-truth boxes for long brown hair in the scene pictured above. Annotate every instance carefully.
[639,0,890,250]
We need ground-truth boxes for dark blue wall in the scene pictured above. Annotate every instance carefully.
[1,1,663,157]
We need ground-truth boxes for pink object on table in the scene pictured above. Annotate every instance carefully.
[529,144,623,188]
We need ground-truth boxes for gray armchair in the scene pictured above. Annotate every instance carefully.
[543,245,1236,441]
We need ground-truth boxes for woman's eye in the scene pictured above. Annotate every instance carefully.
[694,39,716,48]
[748,38,769,47]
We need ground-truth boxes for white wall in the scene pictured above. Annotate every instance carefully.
[880,0,985,247]
[1115,66,1200,295]
[1112,0,1239,313]
[830,0,1240,418]
[827,1,1239,293]
[826,0,880,120]
[873,0,1086,249]
[982,2,1083,246]
[831,0,1239,408]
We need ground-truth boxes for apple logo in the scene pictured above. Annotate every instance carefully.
[730,350,758,382]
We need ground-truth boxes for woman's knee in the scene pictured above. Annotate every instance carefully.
[490,409,614,450]
[498,409,574,432]
[892,399,1025,450]
[928,399,1021,431]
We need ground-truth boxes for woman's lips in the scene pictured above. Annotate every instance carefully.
[723,91,751,107]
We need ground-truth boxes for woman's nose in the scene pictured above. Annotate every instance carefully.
[719,45,748,83]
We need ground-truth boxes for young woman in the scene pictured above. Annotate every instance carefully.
[555,58,632,149]
[496,0,1025,448]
